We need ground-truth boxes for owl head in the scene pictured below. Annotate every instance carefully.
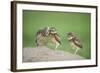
[49,27,57,34]
[67,32,76,40]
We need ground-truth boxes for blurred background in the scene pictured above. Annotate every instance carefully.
[23,10,91,59]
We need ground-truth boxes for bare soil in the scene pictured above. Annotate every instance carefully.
[23,46,84,62]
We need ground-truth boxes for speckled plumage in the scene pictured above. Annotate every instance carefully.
[67,32,83,54]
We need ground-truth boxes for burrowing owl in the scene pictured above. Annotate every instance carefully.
[49,27,61,50]
[35,27,50,46]
[35,27,61,50]
[67,32,83,54]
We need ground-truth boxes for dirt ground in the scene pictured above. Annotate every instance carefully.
[23,46,84,62]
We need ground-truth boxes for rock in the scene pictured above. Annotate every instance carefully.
[23,46,84,62]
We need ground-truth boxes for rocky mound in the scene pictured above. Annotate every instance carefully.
[23,46,84,62]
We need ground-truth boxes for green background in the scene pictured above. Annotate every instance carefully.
[23,10,91,59]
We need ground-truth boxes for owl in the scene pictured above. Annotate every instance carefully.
[67,32,83,54]
[49,27,61,50]
[35,27,61,50]
[35,27,50,46]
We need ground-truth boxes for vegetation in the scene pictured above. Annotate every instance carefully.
[23,10,91,59]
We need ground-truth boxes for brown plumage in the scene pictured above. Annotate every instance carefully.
[49,27,61,49]
[35,27,50,46]
[35,27,61,49]
[50,33,61,45]
[67,32,83,54]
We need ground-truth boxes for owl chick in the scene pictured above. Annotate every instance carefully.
[67,32,83,54]
[49,27,61,50]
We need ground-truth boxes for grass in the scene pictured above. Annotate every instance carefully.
[23,10,91,59]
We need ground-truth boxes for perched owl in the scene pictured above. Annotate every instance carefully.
[35,27,50,46]
[49,27,61,50]
[35,27,61,50]
[67,32,83,54]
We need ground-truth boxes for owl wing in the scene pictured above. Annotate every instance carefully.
[74,38,83,48]
[54,34,61,44]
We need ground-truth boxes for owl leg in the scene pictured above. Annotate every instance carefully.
[55,43,60,50]
[74,48,80,54]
